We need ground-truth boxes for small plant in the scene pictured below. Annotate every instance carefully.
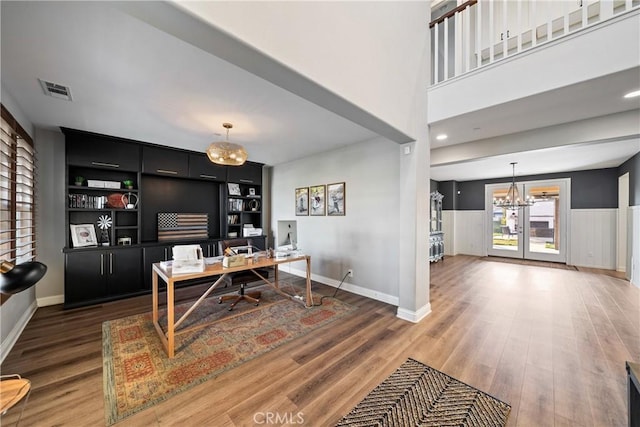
[123,179,134,189]
[74,176,85,186]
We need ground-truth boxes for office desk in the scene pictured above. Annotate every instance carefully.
[152,254,312,358]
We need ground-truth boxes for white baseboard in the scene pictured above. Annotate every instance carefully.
[37,294,64,307]
[285,267,399,306]
[396,304,432,323]
[0,299,37,364]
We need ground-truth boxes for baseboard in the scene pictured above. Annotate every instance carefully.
[37,294,64,307]
[285,267,399,306]
[396,303,432,323]
[0,299,37,364]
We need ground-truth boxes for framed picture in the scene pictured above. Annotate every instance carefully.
[70,224,98,247]
[327,182,346,216]
[295,187,309,216]
[310,185,326,216]
[227,183,241,196]
[248,187,256,196]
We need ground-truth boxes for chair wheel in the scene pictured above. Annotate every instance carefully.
[218,298,222,304]
[228,307,233,311]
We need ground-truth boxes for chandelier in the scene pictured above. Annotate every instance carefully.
[493,162,534,209]
[206,122,248,166]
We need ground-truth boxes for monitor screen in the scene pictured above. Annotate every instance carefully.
[277,220,297,250]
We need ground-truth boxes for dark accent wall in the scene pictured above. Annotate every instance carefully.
[436,167,619,210]
[619,152,640,207]
[430,179,439,194]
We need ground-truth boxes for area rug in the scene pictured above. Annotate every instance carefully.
[103,284,355,426]
[337,358,511,426]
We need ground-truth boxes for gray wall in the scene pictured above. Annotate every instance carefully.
[438,168,619,210]
[619,152,639,207]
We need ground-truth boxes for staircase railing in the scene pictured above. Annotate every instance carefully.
[430,0,639,85]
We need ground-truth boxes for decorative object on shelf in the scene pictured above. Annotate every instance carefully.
[117,237,132,246]
[122,192,138,209]
[227,182,241,196]
[295,187,309,216]
[88,180,121,189]
[157,213,208,241]
[70,224,98,248]
[248,187,257,196]
[106,193,126,209]
[327,182,345,216]
[122,179,134,190]
[248,199,260,211]
[206,122,247,166]
[74,176,85,186]
[310,184,326,216]
[493,162,535,209]
[97,215,112,246]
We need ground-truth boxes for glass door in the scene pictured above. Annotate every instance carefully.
[486,179,569,263]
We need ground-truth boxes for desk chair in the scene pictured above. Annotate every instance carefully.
[217,238,269,311]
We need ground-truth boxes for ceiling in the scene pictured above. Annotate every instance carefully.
[1,1,639,179]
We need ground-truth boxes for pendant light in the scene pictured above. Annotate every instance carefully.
[493,162,534,209]
[206,122,248,166]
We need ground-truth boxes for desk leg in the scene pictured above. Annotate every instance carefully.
[274,264,279,289]
[152,270,158,323]
[305,257,312,307]
[167,280,175,358]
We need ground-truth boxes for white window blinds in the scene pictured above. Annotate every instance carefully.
[1,105,36,265]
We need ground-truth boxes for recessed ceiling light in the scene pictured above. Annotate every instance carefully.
[624,90,640,98]
[436,134,448,141]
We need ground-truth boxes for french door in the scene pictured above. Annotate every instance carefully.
[485,179,569,263]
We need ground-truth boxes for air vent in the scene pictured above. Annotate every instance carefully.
[38,79,72,101]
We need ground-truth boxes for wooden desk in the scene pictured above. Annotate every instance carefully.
[152,254,312,358]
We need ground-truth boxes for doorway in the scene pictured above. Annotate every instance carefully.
[485,178,569,263]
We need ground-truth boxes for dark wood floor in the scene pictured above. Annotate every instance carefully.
[2,255,638,426]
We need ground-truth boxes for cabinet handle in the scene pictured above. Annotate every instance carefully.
[199,174,217,179]
[157,169,178,175]
[91,161,120,168]
[109,253,113,275]
[100,253,104,275]
[500,32,504,41]
[164,248,168,261]
[506,30,510,38]
[239,179,253,183]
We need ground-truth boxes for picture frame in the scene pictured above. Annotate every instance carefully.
[310,185,326,216]
[295,187,309,216]
[327,182,346,216]
[70,224,98,247]
[248,187,256,196]
[227,183,241,196]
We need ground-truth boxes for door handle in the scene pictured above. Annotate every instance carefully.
[91,161,119,168]
[199,174,217,179]
[157,169,178,175]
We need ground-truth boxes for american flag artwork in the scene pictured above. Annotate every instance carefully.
[157,213,208,241]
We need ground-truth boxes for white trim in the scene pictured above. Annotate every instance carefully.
[0,299,37,364]
[396,304,432,323]
[37,294,64,307]
[286,267,399,306]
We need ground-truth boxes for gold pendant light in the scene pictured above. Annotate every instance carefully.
[206,122,248,166]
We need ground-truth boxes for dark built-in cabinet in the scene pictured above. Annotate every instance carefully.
[62,128,265,308]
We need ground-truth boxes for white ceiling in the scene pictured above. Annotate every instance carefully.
[1,1,639,179]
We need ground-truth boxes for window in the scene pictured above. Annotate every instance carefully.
[1,104,36,267]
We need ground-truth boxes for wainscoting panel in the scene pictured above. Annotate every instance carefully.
[629,206,640,288]
[453,210,485,257]
[570,209,616,269]
[442,210,455,256]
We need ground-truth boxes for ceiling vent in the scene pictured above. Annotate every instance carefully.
[38,79,72,101]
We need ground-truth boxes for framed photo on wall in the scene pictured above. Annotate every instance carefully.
[295,187,309,216]
[327,182,345,216]
[70,224,98,247]
[310,185,325,216]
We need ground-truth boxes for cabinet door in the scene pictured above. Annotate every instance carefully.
[188,154,227,182]
[227,162,262,185]
[66,134,140,171]
[107,248,142,295]
[142,146,189,177]
[65,251,108,305]
[143,245,172,290]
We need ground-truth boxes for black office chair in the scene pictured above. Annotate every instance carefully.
[217,238,269,310]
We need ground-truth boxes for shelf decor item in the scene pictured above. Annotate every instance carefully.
[123,179,134,190]
[97,215,112,246]
[310,185,325,216]
[327,182,345,216]
[227,183,241,196]
[70,224,98,248]
[158,213,208,241]
[74,176,85,186]
[295,187,309,216]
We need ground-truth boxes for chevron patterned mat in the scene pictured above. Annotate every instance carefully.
[337,358,511,426]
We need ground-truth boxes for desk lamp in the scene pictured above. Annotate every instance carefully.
[1,259,47,426]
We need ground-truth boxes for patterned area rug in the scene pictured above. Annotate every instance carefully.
[337,358,511,426]
[103,284,355,426]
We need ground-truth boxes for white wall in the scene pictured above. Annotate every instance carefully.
[270,137,400,305]
[570,209,617,269]
[629,206,640,287]
[453,210,485,256]
[34,128,66,306]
